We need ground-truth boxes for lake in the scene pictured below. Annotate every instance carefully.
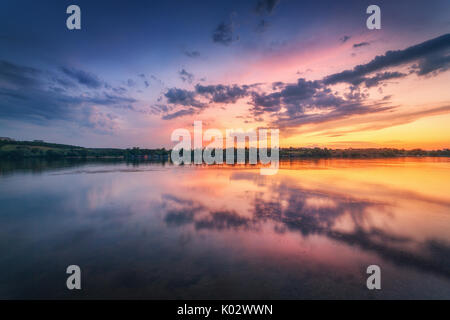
[1,158,449,299]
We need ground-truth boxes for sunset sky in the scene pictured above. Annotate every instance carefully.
[0,0,449,149]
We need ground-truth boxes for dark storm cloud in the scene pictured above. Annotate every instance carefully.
[353,42,370,48]
[255,0,280,15]
[60,66,103,89]
[324,33,450,85]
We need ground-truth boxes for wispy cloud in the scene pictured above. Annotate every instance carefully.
[353,42,370,48]
[212,18,238,46]
[324,33,450,85]
[183,50,201,58]
[152,33,450,138]
[254,0,280,15]
[340,35,351,43]
[178,69,194,83]
[60,66,103,89]
[0,60,145,134]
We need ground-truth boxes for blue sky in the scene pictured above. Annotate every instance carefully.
[0,0,449,148]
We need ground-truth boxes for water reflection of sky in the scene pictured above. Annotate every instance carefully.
[0,158,449,299]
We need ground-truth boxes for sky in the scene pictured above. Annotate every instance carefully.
[0,0,449,149]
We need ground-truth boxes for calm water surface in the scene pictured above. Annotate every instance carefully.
[1,158,449,299]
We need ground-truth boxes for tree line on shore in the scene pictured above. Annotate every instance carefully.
[0,140,168,160]
[0,139,449,160]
